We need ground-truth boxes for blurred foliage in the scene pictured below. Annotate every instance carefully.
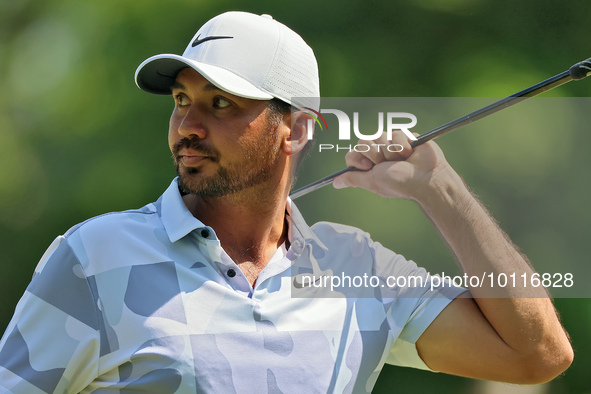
[1,0,590,392]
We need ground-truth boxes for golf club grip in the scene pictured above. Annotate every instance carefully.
[290,57,591,199]
[290,95,550,199]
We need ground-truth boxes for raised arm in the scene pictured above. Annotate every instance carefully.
[333,132,573,384]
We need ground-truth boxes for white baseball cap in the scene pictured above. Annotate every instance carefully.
[135,11,319,109]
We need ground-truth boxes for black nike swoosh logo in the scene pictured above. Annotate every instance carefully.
[191,34,233,47]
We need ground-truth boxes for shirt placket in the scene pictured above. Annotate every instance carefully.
[195,226,253,297]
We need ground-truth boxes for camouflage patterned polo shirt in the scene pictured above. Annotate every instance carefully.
[0,178,464,393]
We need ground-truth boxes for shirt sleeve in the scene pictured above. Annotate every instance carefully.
[367,237,467,371]
[0,236,100,393]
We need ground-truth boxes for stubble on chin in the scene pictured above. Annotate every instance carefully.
[176,164,235,198]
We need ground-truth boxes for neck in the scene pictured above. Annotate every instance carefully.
[182,169,291,269]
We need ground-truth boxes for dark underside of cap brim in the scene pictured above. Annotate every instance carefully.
[136,58,194,95]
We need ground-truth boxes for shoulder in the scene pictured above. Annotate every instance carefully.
[308,221,411,271]
[309,221,381,261]
[63,203,159,241]
[310,221,371,242]
[310,221,393,255]
[55,203,166,273]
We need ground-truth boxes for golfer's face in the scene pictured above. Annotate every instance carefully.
[168,68,284,197]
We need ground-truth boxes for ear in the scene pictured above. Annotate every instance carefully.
[282,110,313,157]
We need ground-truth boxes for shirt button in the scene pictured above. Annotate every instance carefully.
[227,268,236,278]
[200,229,210,238]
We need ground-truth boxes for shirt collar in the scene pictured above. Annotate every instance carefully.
[159,177,328,251]
[160,178,208,243]
[287,197,329,252]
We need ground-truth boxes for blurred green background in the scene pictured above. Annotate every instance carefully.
[1,0,589,392]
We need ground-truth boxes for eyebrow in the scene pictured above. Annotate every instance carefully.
[170,81,224,93]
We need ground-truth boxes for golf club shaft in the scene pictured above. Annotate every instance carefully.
[290,57,591,200]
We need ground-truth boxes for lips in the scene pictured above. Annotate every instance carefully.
[180,155,208,167]
[177,150,209,167]
[173,138,221,167]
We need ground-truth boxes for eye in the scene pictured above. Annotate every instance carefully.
[213,96,232,109]
[174,93,190,107]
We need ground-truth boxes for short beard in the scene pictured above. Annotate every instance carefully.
[175,114,282,198]
[176,160,277,198]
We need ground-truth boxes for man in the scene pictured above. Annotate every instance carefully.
[0,11,573,393]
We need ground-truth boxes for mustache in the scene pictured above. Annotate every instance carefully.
[172,138,221,162]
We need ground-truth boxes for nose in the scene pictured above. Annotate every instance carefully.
[176,104,207,140]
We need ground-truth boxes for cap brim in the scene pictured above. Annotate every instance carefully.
[134,54,274,100]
